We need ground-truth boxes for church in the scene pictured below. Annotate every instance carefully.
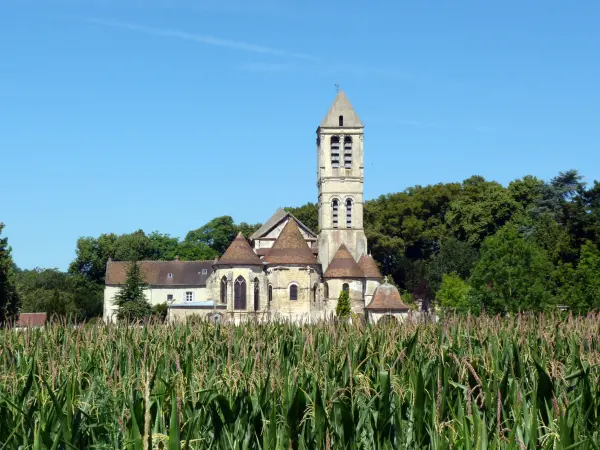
[103,90,410,323]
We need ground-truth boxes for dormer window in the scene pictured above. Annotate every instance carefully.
[167,273,173,279]
[339,115,343,126]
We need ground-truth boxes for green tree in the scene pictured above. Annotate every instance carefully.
[174,241,218,261]
[435,273,478,314]
[185,216,238,254]
[469,225,554,314]
[336,289,351,320]
[425,237,479,295]
[237,222,262,239]
[558,241,600,313]
[446,176,520,246]
[0,223,19,324]
[114,261,151,322]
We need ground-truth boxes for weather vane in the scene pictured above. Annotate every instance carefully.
[335,84,340,93]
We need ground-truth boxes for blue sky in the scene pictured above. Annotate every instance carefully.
[2,0,600,271]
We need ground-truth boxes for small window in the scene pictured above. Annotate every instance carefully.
[185,291,194,302]
[342,283,349,294]
[324,282,329,299]
[332,199,339,228]
[167,294,173,302]
[268,284,273,304]
[168,273,173,279]
[339,115,343,126]
[202,269,207,275]
[289,284,298,301]
[220,276,227,304]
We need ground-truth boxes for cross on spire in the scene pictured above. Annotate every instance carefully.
[334,83,340,93]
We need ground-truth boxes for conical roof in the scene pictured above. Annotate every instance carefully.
[215,233,262,266]
[320,90,363,128]
[265,219,318,265]
[358,254,383,279]
[323,244,365,279]
[366,282,410,311]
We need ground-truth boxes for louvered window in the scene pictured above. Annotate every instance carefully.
[330,136,340,168]
[332,199,339,228]
[344,136,352,168]
[346,199,352,228]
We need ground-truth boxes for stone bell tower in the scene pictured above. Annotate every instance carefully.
[316,90,368,272]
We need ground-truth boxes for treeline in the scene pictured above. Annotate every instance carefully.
[1,169,599,321]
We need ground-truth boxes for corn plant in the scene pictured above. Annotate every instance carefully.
[1,313,600,449]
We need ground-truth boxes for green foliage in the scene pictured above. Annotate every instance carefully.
[0,223,19,324]
[435,273,477,313]
[114,261,151,322]
[2,316,600,447]
[470,225,554,314]
[335,289,351,319]
[152,302,168,322]
[558,241,600,313]
[185,216,239,255]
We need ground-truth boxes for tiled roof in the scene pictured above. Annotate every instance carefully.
[365,283,410,311]
[256,247,318,257]
[216,233,263,266]
[358,254,383,279]
[250,208,317,240]
[320,90,363,128]
[323,244,365,279]
[265,220,319,265]
[16,313,47,327]
[105,260,215,286]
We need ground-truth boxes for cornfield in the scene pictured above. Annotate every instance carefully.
[2,314,600,449]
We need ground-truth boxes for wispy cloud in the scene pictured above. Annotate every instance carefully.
[86,18,319,61]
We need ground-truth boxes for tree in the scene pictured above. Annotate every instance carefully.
[558,241,600,313]
[435,273,478,313]
[425,237,479,294]
[185,216,238,254]
[446,176,520,246]
[0,223,19,325]
[114,261,151,322]
[174,241,218,261]
[336,289,351,320]
[469,225,554,314]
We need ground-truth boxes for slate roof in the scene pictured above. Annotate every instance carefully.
[323,244,365,279]
[216,232,263,266]
[105,260,215,286]
[265,219,319,265]
[320,90,364,128]
[365,283,410,311]
[358,254,383,279]
[250,208,317,241]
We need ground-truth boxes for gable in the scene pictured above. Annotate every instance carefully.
[250,208,317,242]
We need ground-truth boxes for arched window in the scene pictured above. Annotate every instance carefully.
[253,278,260,311]
[330,136,340,168]
[312,284,318,303]
[220,276,227,304]
[289,284,298,301]
[339,115,344,127]
[346,198,352,228]
[342,283,349,294]
[344,136,352,168]
[234,276,246,310]
[332,199,339,228]
[268,284,273,304]
[324,282,329,299]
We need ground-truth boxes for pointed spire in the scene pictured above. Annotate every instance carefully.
[265,219,318,265]
[320,90,363,128]
[215,232,262,266]
[358,254,383,280]
[323,244,365,279]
